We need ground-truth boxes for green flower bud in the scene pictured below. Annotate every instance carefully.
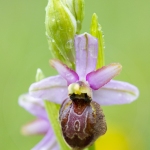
[46,0,84,69]
[90,13,105,69]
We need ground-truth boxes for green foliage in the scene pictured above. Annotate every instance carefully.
[90,13,105,69]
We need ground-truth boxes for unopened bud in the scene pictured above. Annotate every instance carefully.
[45,0,82,69]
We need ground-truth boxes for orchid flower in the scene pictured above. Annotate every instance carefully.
[19,33,139,150]
[19,94,59,150]
[30,33,138,106]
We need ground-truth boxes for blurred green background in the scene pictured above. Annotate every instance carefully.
[0,0,150,149]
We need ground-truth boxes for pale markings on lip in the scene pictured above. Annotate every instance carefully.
[74,120,80,131]
[65,106,89,140]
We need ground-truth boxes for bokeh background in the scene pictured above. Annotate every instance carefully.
[0,0,150,149]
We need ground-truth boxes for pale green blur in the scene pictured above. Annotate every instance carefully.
[35,68,45,82]
[0,0,150,149]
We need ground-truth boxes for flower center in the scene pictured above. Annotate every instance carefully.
[68,81,92,98]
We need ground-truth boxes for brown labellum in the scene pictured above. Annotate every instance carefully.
[59,93,107,149]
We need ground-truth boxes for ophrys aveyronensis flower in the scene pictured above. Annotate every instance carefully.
[19,33,139,150]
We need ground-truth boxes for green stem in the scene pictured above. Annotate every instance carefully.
[88,144,95,150]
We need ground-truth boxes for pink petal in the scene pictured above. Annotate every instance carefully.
[93,80,139,105]
[50,59,79,85]
[21,119,49,136]
[32,129,59,150]
[29,75,68,104]
[18,94,47,119]
[75,33,98,80]
[86,63,122,90]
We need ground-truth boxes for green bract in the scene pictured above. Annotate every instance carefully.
[45,0,84,69]
[90,13,105,69]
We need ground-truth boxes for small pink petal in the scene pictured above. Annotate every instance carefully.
[75,33,98,80]
[21,119,49,136]
[93,80,139,105]
[31,129,59,150]
[18,94,47,119]
[50,59,79,85]
[86,63,122,90]
[29,75,68,104]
